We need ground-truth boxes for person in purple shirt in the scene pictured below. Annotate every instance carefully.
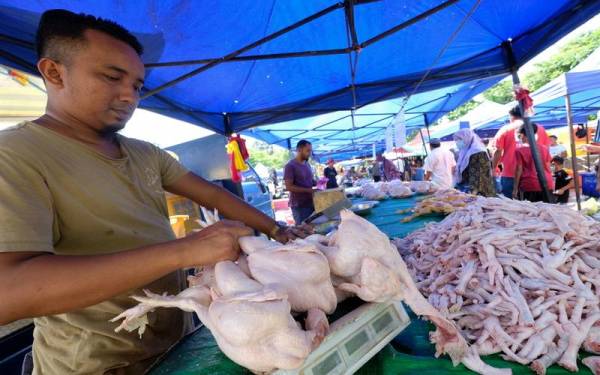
[284,140,316,224]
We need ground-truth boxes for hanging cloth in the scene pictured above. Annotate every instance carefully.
[226,136,250,182]
[514,84,534,117]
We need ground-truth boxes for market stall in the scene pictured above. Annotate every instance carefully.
[144,192,600,374]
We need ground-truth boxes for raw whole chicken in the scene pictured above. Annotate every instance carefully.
[112,261,328,372]
[360,182,387,200]
[111,208,330,372]
[386,180,413,198]
[397,196,600,374]
[239,236,337,314]
[410,180,437,194]
[305,210,468,364]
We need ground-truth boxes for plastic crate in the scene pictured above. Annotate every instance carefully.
[580,172,600,198]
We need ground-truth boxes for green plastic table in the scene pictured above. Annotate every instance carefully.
[148,196,593,374]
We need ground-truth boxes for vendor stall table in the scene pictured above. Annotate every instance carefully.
[148,196,594,375]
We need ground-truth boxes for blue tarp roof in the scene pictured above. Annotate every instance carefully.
[1,1,599,139]
[246,75,501,159]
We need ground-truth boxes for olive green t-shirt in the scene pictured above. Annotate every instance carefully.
[0,122,193,374]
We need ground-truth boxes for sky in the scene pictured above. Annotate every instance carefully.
[1,12,599,149]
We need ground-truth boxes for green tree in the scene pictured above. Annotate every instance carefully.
[446,99,480,121]
[248,147,290,169]
[482,80,514,104]
[483,28,600,104]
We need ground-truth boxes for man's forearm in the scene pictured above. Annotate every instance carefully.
[0,240,190,325]
[168,173,278,235]
[514,167,522,190]
[492,150,502,170]
[287,185,313,194]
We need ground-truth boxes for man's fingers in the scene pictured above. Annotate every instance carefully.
[225,225,254,238]
[216,219,246,228]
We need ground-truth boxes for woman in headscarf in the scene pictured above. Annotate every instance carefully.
[453,129,496,197]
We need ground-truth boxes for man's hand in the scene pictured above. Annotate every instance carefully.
[273,224,314,243]
[512,188,519,199]
[580,144,600,154]
[182,220,253,265]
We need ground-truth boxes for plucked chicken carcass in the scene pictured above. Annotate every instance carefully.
[239,235,337,314]
[409,180,437,194]
[305,210,468,364]
[386,180,413,198]
[359,182,387,200]
[397,196,600,374]
[112,260,328,372]
[112,208,330,372]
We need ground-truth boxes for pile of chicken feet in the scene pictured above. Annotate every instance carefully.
[112,208,467,373]
[396,196,600,375]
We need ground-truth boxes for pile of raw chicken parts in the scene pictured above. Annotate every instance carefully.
[112,195,600,374]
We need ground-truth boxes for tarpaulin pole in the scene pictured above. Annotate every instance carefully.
[565,94,582,211]
[503,41,552,203]
[423,114,432,141]
[419,128,428,157]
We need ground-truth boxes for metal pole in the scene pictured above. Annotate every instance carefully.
[565,95,582,211]
[419,128,428,157]
[503,41,552,202]
[585,125,591,170]
[423,114,432,140]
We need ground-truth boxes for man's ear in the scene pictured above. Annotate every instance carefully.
[37,58,65,88]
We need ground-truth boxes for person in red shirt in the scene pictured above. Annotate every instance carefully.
[492,106,551,198]
[512,123,554,202]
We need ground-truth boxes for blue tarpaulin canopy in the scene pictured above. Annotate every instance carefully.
[1,1,599,141]
[246,75,501,159]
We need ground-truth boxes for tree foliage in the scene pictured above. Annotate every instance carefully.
[446,99,481,121]
[483,28,600,105]
[248,147,290,169]
[482,80,514,104]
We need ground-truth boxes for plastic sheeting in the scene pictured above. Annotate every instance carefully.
[1,1,600,136]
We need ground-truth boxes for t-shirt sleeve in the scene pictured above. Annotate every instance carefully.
[496,131,507,151]
[0,149,55,253]
[156,147,189,187]
[283,163,294,182]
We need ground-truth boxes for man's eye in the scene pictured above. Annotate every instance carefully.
[105,75,120,81]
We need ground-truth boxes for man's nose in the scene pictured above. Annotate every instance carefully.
[119,84,139,105]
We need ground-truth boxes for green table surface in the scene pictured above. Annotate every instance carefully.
[149,196,592,374]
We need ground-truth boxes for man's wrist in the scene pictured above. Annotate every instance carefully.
[269,222,285,238]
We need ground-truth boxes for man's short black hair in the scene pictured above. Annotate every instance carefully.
[296,140,311,150]
[550,135,558,140]
[551,156,564,165]
[36,9,143,64]
[509,105,522,118]
[518,122,538,135]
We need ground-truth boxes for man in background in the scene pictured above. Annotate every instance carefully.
[492,105,550,198]
[423,138,456,189]
[284,140,316,224]
[549,135,568,158]
[513,123,554,202]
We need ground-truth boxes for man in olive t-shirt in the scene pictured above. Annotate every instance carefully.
[0,10,308,375]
